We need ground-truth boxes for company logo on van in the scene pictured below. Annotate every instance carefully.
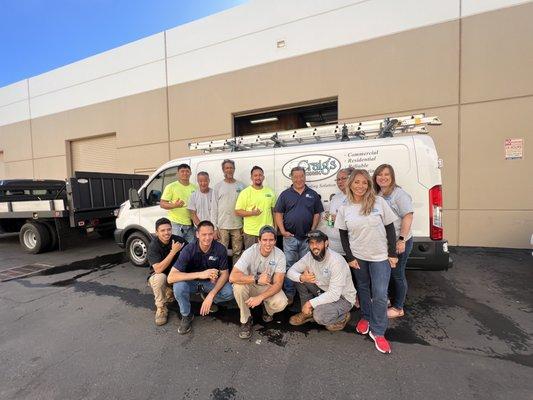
[282,154,341,182]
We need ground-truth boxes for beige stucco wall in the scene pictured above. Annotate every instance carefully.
[0,3,531,248]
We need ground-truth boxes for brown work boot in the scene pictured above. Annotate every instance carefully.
[289,312,313,326]
[326,312,350,332]
[165,287,175,304]
[155,306,168,326]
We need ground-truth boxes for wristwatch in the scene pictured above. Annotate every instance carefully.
[398,236,405,242]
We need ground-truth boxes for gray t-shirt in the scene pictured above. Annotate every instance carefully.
[187,189,213,223]
[211,180,246,230]
[380,187,414,240]
[234,243,286,278]
[287,249,356,308]
[323,192,347,255]
[335,196,398,262]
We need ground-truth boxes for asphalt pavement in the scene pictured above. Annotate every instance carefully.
[0,246,531,400]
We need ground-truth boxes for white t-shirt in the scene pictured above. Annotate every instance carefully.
[380,187,414,240]
[187,189,213,224]
[323,192,347,255]
[335,196,398,262]
[211,180,246,230]
[234,243,286,278]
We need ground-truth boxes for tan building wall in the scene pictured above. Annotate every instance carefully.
[0,3,531,248]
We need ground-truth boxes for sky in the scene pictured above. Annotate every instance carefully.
[0,0,248,88]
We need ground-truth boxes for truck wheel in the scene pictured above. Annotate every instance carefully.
[19,222,51,254]
[44,222,58,251]
[125,232,150,267]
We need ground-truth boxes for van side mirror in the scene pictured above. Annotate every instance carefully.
[129,188,141,209]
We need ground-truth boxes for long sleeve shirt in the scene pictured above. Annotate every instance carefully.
[287,249,356,308]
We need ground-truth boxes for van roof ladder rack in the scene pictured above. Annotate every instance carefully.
[189,114,441,153]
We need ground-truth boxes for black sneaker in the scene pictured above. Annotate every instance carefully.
[178,314,194,334]
[262,305,273,323]
[239,317,253,339]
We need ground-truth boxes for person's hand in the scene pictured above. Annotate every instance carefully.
[281,230,294,238]
[300,270,317,284]
[200,294,214,316]
[396,240,405,254]
[171,240,183,254]
[302,301,313,315]
[348,259,360,269]
[173,198,185,208]
[389,257,398,269]
[250,206,262,216]
[258,268,271,285]
[209,269,219,283]
[199,268,218,280]
[214,230,220,240]
[245,296,263,308]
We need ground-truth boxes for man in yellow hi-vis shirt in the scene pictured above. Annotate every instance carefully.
[160,164,197,242]
[235,166,276,249]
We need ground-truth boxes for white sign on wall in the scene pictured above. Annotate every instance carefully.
[504,138,523,160]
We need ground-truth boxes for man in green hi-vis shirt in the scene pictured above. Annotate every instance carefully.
[160,163,197,242]
[235,165,277,250]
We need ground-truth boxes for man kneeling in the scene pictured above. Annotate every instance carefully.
[229,225,288,339]
[287,230,356,331]
[167,220,234,334]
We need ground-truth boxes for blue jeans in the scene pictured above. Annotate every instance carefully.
[390,237,413,310]
[352,259,391,336]
[283,236,309,297]
[173,279,234,317]
[171,223,195,243]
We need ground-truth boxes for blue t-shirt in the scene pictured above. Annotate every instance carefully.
[174,239,229,273]
[274,185,324,239]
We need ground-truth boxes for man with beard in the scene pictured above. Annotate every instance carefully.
[286,230,356,331]
[235,166,276,249]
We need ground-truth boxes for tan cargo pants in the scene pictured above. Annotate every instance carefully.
[218,228,244,264]
[233,283,288,324]
[148,273,174,308]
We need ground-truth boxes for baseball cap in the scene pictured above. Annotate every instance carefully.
[307,230,328,242]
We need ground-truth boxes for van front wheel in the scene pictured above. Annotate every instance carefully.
[125,232,150,267]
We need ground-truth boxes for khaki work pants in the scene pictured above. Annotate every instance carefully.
[218,228,244,264]
[233,283,288,324]
[148,273,173,308]
[243,233,258,250]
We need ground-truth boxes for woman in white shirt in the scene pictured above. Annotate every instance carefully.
[335,169,398,354]
[373,164,414,319]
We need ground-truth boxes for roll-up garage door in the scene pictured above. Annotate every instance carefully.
[71,134,117,173]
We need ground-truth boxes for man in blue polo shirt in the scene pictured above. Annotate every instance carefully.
[167,220,234,334]
[274,166,324,303]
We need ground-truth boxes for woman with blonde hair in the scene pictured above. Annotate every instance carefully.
[335,169,398,354]
[373,164,414,319]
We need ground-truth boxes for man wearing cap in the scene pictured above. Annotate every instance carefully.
[274,166,324,302]
[287,230,356,331]
[229,225,289,339]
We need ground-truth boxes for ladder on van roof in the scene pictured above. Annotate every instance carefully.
[189,114,441,153]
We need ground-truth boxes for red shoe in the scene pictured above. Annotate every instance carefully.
[369,331,392,354]
[355,319,369,335]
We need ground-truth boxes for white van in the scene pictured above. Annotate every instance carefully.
[115,115,452,270]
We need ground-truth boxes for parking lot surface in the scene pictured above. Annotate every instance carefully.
[0,246,531,400]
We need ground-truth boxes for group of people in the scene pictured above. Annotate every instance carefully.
[145,159,414,354]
